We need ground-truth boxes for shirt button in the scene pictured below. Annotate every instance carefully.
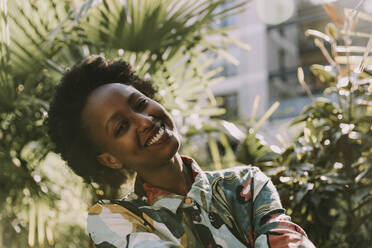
[193,215,200,222]
[185,197,192,205]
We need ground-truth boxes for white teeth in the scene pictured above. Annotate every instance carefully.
[147,126,165,146]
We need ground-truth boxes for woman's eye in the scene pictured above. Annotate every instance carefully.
[114,121,128,136]
[136,98,148,110]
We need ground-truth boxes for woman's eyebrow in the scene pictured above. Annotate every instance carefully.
[128,92,139,106]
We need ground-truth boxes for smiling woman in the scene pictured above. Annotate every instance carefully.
[47,55,315,248]
[81,83,182,179]
[47,55,156,189]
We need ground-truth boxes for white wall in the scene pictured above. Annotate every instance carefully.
[212,0,270,121]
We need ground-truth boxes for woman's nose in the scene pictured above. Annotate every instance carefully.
[134,113,154,133]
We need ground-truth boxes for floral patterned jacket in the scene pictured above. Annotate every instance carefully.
[88,156,315,248]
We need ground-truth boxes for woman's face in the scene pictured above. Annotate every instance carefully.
[81,83,181,173]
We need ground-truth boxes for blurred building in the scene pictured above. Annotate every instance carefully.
[211,0,369,144]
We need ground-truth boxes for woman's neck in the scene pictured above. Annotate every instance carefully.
[137,153,193,196]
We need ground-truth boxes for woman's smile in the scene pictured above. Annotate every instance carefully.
[81,83,181,172]
[145,123,165,146]
[145,121,178,147]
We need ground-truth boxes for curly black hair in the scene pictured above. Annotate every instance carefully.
[47,55,156,188]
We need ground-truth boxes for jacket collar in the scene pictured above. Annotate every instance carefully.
[134,156,212,213]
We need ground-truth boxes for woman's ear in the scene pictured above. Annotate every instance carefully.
[96,153,123,169]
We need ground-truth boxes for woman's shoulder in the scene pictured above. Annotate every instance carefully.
[88,192,146,218]
[87,194,154,246]
[205,164,269,184]
[87,192,152,234]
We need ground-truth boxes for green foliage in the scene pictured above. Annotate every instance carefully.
[276,9,372,245]
[272,86,371,247]
[236,8,372,247]
[236,131,279,165]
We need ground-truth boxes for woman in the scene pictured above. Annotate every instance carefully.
[47,55,315,248]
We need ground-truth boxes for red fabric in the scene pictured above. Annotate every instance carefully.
[139,155,197,204]
[268,233,301,248]
[267,220,308,248]
[191,168,199,180]
[142,182,173,203]
[181,155,199,180]
[247,228,254,248]
[240,177,253,201]
[273,220,307,236]
[268,231,303,248]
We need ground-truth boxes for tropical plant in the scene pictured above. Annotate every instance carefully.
[0,0,251,247]
[235,4,372,247]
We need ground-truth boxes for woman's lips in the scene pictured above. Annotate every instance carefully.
[145,123,172,147]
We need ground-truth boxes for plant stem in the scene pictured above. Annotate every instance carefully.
[349,91,353,121]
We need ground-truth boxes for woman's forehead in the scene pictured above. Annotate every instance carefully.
[89,83,138,100]
[82,83,139,125]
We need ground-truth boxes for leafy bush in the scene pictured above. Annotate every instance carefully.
[236,7,372,247]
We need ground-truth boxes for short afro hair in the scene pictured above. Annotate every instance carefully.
[47,55,156,188]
